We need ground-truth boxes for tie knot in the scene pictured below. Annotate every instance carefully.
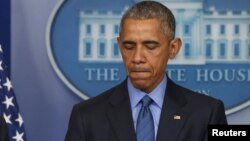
[141,95,153,107]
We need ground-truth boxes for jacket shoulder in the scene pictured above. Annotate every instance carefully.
[170,79,222,106]
[169,79,227,124]
[74,80,126,112]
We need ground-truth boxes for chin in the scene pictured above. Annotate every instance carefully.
[131,81,148,90]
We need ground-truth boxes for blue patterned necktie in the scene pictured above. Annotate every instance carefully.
[136,95,154,141]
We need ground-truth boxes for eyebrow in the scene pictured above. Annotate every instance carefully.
[143,40,159,45]
[122,40,136,45]
[122,40,160,45]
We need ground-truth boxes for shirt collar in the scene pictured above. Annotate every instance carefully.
[128,75,167,109]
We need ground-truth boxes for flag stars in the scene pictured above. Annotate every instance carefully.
[3,77,13,91]
[12,131,24,141]
[0,47,26,140]
[3,113,12,124]
[0,45,2,52]
[2,95,15,109]
[15,113,24,127]
[0,79,2,89]
[0,61,3,71]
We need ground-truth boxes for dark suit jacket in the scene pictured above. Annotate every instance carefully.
[0,116,9,141]
[65,77,227,141]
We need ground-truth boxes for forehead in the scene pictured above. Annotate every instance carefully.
[121,19,161,32]
[119,19,168,43]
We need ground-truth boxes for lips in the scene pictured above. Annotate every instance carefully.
[129,67,151,72]
[129,68,151,79]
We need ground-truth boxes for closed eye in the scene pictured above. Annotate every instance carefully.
[143,41,159,50]
[122,41,136,50]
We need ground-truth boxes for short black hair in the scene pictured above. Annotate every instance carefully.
[120,1,176,39]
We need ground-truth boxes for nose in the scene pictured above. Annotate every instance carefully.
[132,47,145,64]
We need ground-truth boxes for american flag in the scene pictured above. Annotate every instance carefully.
[0,45,27,141]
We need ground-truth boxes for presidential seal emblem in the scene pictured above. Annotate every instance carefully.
[46,0,250,115]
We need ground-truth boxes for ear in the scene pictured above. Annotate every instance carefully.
[169,38,182,59]
[117,36,121,45]
[117,36,120,43]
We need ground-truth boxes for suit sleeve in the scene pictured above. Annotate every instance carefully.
[204,100,227,141]
[65,104,86,141]
[208,99,228,125]
[0,116,9,141]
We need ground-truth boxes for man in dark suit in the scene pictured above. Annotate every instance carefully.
[65,1,227,141]
[0,116,9,141]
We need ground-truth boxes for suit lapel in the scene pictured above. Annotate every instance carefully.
[106,77,188,141]
[106,80,137,141]
[156,78,188,141]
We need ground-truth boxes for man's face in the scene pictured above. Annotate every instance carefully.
[118,19,179,93]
